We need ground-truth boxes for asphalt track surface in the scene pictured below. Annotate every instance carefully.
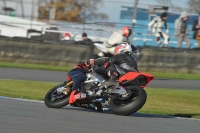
[0,67,200,90]
[0,97,200,133]
[0,67,200,133]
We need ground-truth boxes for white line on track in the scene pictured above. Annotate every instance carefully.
[0,96,44,103]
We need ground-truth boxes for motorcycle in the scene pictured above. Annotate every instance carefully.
[44,63,154,116]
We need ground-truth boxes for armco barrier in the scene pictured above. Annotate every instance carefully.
[0,37,200,74]
[138,47,200,74]
[0,37,93,66]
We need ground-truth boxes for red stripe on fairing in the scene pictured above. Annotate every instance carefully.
[103,62,109,68]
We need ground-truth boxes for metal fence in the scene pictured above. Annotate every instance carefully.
[0,0,199,48]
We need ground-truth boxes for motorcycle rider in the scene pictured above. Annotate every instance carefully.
[98,26,132,57]
[68,42,138,111]
[68,42,139,99]
[86,42,138,85]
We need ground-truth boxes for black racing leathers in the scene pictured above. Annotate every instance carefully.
[93,52,138,77]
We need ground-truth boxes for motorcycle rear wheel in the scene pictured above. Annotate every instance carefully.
[108,86,147,116]
[44,82,70,108]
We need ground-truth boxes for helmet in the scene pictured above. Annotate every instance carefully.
[114,42,132,55]
[122,26,132,37]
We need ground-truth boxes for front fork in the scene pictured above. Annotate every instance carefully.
[65,80,73,87]
[57,81,73,95]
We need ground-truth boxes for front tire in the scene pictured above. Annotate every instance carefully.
[108,86,147,116]
[44,82,70,108]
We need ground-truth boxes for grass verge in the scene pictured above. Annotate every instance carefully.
[149,71,200,80]
[0,79,199,119]
[141,88,200,119]
[0,79,58,101]
[0,62,72,72]
[0,61,200,80]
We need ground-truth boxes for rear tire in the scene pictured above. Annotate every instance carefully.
[44,82,70,108]
[108,86,147,116]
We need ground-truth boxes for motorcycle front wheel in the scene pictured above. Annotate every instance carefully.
[44,82,71,108]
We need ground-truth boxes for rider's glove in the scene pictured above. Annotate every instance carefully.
[84,59,89,66]
[85,59,94,66]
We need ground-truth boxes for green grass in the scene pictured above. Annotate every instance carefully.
[0,62,72,72]
[149,71,200,80]
[0,79,59,101]
[0,79,200,119]
[140,88,200,119]
[0,61,200,80]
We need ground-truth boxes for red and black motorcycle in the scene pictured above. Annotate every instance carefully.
[44,64,154,116]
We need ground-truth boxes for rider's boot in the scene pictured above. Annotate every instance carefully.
[72,83,90,103]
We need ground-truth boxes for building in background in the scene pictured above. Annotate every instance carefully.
[0,0,199,48]
[0,0,112,42]
[0,0,61,41]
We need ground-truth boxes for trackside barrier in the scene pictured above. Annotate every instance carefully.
[138,46,200,74]
[0,37,200,74]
